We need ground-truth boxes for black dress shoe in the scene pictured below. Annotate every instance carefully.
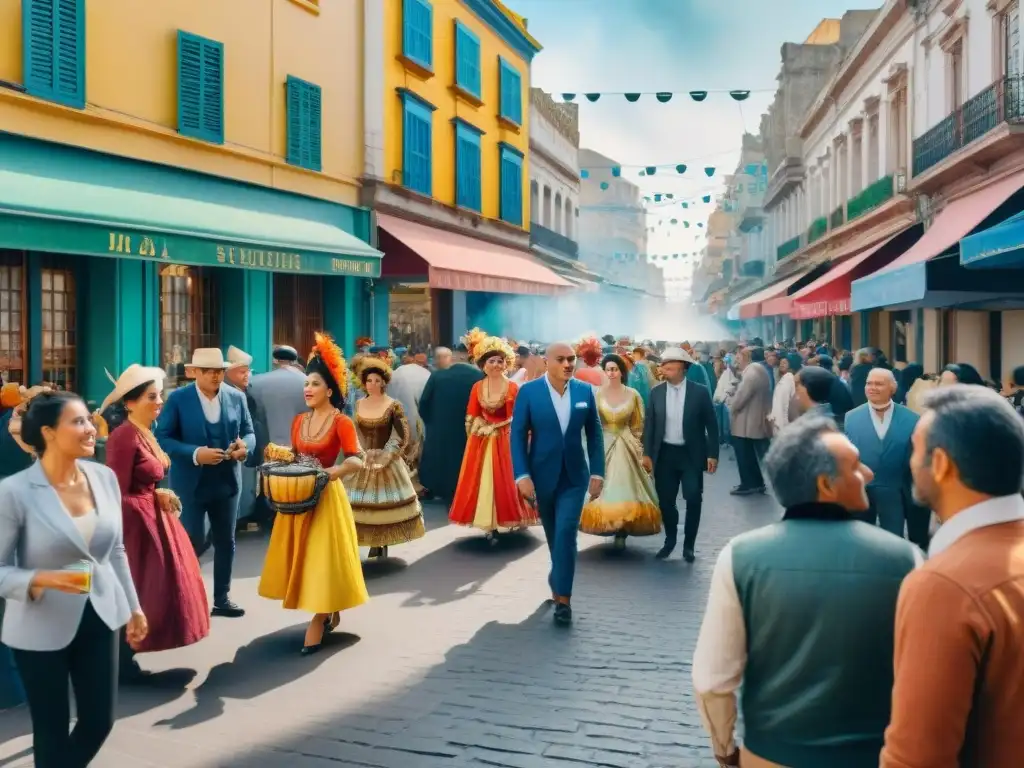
[655,542,675,559]
[683,547,695,563]
[211,600,245,618]
[300,643,322,656]
[553,603,572,626]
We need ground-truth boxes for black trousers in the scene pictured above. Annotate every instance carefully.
[13,603,118,768]
[734,436,769,489]
[653,443,703,550]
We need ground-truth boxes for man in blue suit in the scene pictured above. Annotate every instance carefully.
[155,348,256,618]
[512,341,605,626]
[844,367,929,547]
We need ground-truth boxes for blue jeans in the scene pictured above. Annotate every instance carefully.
[537,472,587,598]
[715,403,732,444]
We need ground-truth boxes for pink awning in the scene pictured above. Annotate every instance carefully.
[739,269,814,319]
[378,215,572,295]
[872,169,1024,278]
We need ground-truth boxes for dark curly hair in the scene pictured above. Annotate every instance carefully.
[20,391,84,456]
[601,353,629,377]
[476,349,506,369]
[306,356,347,411]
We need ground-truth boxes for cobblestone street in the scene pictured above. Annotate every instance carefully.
[0,451,778,767]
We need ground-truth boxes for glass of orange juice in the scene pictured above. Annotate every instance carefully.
[64,560,92,593]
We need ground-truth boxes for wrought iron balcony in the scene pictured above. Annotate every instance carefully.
[913,75,1024,177]
[807,216,827,244]
[847,174,894,221]
[529,224,579,259]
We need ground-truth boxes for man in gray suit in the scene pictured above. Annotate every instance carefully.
[642,347,719,562]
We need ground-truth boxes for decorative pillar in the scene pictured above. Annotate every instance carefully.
[219,270,273,374]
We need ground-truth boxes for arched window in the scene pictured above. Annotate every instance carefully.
[542,186,552,229]
[564,199,574,239]
[530,180,539,223]
[554,192,563,233]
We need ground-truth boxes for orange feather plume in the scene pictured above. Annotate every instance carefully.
[461,327,488,360]
[575,335,602,367]
[309,331,349,397]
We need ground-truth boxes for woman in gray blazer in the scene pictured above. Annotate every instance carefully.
[0,391,148,767]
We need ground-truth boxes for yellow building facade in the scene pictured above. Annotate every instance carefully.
[0,0,380,402]
[362,0,571,347]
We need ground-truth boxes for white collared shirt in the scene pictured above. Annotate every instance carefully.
[510,367,528,385]
[544,375,572,435]
[870,400,895,440]
[192,384,223,466]
[664,381,686,445]
[928,494,1024,556]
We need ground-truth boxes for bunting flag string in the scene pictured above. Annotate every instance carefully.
[559,89,766,104]
[583,165,717,178]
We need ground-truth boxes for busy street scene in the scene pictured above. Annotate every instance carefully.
[2,0,1024,766]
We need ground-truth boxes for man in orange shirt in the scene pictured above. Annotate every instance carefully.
[882,384,1024,767]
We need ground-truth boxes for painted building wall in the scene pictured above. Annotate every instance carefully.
[529,89,579,238]
[375,0,533,228]
[0,0,364,208]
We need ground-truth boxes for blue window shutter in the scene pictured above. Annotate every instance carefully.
[402,0,433,69]
[177,31,224,144]
[286,76,322,172]
[499,58,522,125]
[403,98,432,195]
[500,147,523,225]
[23,0,85,109]
[455,123,481,211]
[454,22,481,98]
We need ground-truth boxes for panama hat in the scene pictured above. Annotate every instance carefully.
[186,348,230,369]
[99,364,166,414]
[660,346,696,365]
[226,345,252,368]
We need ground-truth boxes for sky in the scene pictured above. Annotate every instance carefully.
[509,0,875,297]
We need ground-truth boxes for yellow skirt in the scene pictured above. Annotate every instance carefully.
[258,479,369,615]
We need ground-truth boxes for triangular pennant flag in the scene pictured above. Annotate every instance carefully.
[670,218,678,224]
[682,202,689,208]
[654,194,662,202]
[697,222,704,228]
[689,91,708,101]
[665,193,674,199]
[639,170,646,176]
[704,167,715,177]
[585,93,601,102]
[646,166,657,175]
[600,181,609,190]
[562,93,576,102]
[581,169,589,178]
[612,167,621,177]
[683,221,690,228]
[676,164,687,174]
[729,90,751,101]
[624,93,641,102]
[702,195,711,203]
[655,92,673,103]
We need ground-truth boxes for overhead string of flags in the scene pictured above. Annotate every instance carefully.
[558,89,768,103]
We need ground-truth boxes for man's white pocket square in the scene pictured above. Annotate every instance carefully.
[574,402,588,409]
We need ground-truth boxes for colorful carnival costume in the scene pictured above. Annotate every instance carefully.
[449,336,539,536]
[344,356,425,554]
[580,386,661,540]
[259,333,369,620]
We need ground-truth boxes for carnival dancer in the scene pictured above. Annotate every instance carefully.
[344,356,425,557]
[258,333,368,655]
[574,336,607,388]
[628,347,656,410]
[101,365,209,681]
[580,354,661,549]
[449,336,538,542]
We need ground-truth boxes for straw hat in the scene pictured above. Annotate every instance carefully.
[99,364,166,413]
[185,348,229,369]
[661,347,696,365]
[226,345,252,368]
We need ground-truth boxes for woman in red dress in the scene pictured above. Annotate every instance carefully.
[102,365,209,681]
[448,335,538,543]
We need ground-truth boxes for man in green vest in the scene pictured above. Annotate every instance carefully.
[692,414,922,767]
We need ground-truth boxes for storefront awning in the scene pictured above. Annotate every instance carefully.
[737,269,816,319]
[960,210,1024,268]
[0,138,382,278]
[852,170,1024,310]
[379,215,572,295]
[788,226,918,319]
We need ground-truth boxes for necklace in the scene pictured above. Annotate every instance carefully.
[129,417,171,469]
[302,409,335,442]
[483,377,508,405]
[51,470,82,490]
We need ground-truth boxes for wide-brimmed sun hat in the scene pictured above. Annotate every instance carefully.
[186,348,229,369]
[99,364,166,414]
[660,347,696,365]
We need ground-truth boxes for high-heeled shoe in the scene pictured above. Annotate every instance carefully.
[300,642,322,656]
[323,613,340,634]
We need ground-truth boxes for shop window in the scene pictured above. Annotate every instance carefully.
[23,0,86,109]
[286,76,322,172]
[272,274,323,357]
[498,57,522,125]
[401,93,433,195]
[499,144,523,225]
[891,310,911,364]
[454,120,482,212]
[160,265,220,388]
[0,252,26,385]
[454,21,481,98]
[40,259,77,391]
[389,283,432,350]
[177,30,224,144]
[401,0,433,71]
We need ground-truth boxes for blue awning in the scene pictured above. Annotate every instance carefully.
[960,211,1024,268]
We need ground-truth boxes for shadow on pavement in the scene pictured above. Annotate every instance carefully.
[153,624,359,730]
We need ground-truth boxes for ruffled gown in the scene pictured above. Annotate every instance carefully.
[105,423,209,651]
[344,399,425,547]
[258,411,369,614]
[579,388,662,537]
[448,380,539,531]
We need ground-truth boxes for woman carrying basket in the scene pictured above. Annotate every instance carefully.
[258,333,368,655]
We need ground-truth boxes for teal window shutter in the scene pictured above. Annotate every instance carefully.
[498,58,522,125]
[454,21,481,98]
[177,31,224,144]
[402,94,433,195]
[499,145,523,225]
[22,0,86,109]
[455,121,482,211]
[402,0,433,70]
[286,76,322,172]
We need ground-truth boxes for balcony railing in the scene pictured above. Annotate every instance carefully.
[913,75,1024,176]
[847,174,894,221]
[529,224,579,259]
[807,216,827,244]
[829,205,845,230]
[777,235,802,261]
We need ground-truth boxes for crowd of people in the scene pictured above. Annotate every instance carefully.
[0,328,1021,767]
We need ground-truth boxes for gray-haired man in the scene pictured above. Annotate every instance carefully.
[692,415,922,767]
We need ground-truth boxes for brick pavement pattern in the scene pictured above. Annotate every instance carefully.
[0,451,778,767]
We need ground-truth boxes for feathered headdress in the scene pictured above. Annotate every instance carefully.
[461,327,488,361]
[576,335,602,367]
[308,332,349,397]
[472,336,515,369]
[353,355,393,391]
[355,336,373,350]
